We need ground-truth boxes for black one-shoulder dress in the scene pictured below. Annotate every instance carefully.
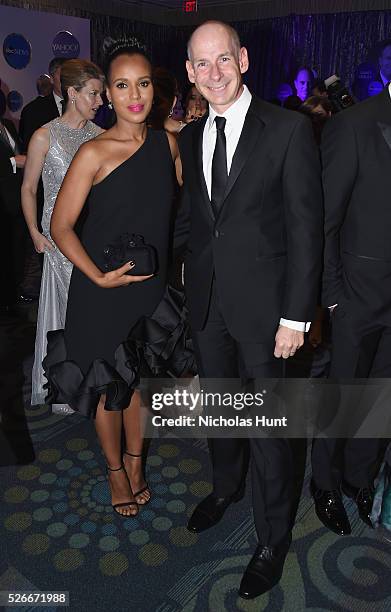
[44,130,195,417]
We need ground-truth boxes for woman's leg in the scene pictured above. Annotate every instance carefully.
[95,394,137,516]
[122,390,151,505]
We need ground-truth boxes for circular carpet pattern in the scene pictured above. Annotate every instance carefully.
[3,439,207,575]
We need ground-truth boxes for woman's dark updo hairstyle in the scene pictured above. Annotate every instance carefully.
[103,36,151,82]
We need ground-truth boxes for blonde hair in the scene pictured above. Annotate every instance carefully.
[60,59,104,104]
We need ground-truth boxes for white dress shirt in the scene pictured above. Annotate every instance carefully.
[202,85,309,332]
[1,123,17,174]
[203,84,252,197]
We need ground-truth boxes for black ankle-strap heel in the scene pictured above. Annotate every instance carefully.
[107,464,138,516]
[123,452,151,505]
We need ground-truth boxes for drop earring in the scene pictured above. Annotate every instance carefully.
[108,101,113,109]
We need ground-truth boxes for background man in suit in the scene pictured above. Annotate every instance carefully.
[311,84,391,535]
[0,115,26,313]
[19,57,66,150]
[36,74,53,98]
[17,58,66,305]
[294,66,313,102]
[175,21,323,599]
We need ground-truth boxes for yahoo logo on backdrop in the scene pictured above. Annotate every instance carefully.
[52,31,80,58]
[3,33,31,69]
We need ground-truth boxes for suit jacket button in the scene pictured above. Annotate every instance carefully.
[214,229,220,238]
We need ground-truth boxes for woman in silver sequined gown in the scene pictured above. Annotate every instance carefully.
[21,60,104,408]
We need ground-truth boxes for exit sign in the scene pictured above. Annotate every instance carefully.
[183,0,197,12]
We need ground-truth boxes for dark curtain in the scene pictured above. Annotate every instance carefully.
[88,11,391,100]
[2,0,391,100]
[236,12,391,100]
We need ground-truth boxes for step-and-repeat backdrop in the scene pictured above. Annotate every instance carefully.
[0,4,90,122]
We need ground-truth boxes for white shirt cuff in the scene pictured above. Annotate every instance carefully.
[10,157,16,174]
[279,318,310,332]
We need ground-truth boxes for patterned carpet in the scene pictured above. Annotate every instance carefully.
[1,314,390,612]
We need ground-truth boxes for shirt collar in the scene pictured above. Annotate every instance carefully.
[53,92,63,104]
[207,84,252,130]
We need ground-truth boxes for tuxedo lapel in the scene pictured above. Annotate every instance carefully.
[215,104,263,222]
[378,121,391,151]
[192,115,215,221]
[50,93,60,117]
[376,87,391,122]
[224,110,262,200]
[0,122,14,154]
[375,90,391,153]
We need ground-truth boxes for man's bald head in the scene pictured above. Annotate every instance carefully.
[187,21,241,62]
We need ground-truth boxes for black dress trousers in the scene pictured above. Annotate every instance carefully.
[192,280,294,547]
[312,306,391,490]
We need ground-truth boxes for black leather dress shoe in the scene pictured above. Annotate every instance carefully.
[187,489,244,533]
[342,481,374,528]
[311,481,351,535]
[238,539,291,599]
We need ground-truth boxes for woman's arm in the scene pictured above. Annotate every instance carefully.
[51,142,152,289]
[21,127,53,252]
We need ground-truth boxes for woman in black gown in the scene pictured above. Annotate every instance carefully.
[46,40,182,516]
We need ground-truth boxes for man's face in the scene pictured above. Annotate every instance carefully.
[294,69,312,102]
[186,24,249,114]
[379,45,391,81]
[51,66,62,97]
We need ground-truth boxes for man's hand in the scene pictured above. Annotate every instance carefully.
[274,325,304,359]
[14,154,26,168]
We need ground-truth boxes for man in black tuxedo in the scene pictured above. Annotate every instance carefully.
[175,21,323,599]
[19,57,65,150]
[311,85,391,535]
[0,116,26,312]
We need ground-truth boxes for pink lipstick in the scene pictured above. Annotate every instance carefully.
[128,104,144,112]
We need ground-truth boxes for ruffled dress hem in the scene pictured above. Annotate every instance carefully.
[43,286,196,418]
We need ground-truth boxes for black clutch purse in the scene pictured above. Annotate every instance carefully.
[103,233,158,276]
